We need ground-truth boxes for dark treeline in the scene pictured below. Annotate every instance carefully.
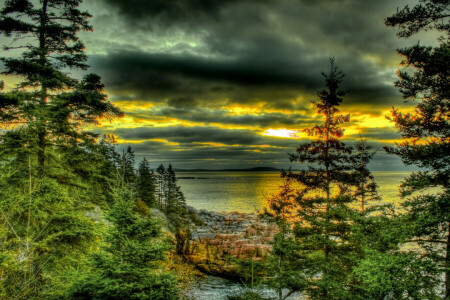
[0,0,448,299]
[109,143,187,220]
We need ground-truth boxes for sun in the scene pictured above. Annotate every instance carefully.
[262,128,299,138]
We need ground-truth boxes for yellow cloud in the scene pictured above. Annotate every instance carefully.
[353,113,393,129]
[193,142,229,147]
[227,104,263,115]
[113,100,155,110]
[114,138,180,146]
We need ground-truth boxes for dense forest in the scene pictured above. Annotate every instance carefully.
[0,0,448,299]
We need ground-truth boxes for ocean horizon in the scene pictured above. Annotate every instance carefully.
[177,170,411,213]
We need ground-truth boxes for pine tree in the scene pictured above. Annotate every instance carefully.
[156,164,166,211]
[144,163,189,254]
[166,164,186,216]
[0,0,123,175]
[67,189,179,299]
[0,151,97,298]
[164,165,190,254]
[262,180,308,300]
[94,135,123,204]
[352,139,379,212]
[0,1,122,297]
[120,146,136,187]
[385,1,449,297]
[165,164,176,214]
[287,59,362,299]
[136,157,156,208]
[262,110,384,300]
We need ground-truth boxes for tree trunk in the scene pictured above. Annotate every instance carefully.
[446,221,449,298]
[324,112,330,261]
[37,0,49,175]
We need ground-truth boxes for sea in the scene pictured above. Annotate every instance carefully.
[177,171,410,213]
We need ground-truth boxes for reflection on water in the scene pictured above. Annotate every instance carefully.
[177,171,412,213]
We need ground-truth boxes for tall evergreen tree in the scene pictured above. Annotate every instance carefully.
[0,0,123,174]
[165,164,186,215]
[156,164,166,211]
[136,157,156,208]
[385,1,449,297]
[287,59,363,299]
[94,135,123,204]
[0,1,122,297]
[164,165,190,254]
[165,164,176,214]
[120,146,136,187]
[352,139,379,212]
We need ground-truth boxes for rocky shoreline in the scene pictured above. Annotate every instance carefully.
[185,208,278,277]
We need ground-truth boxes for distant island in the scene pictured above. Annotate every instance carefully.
[174,166,282,172]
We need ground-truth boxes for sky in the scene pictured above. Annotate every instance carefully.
[1,0,431,170]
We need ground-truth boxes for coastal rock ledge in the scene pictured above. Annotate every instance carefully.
[185,208,277,277]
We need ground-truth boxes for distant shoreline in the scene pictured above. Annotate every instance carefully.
[173,168,412,174]
[174,167,282,172]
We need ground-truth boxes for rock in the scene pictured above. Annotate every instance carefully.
[189,255,209,265]
[245,227,258,237]
[222,264,239,274]
[186,209,278,277]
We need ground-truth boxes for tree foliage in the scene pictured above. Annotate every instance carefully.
[259,59,382,299]
[0,154,97,298]
[0,1,124,298]
[286,59,359,299]
[352,139,379,212]
[262,180,307,300]
[0,0,123,173]
[385,0,449,297]
[67,190,179,300]
[136,157,156,208]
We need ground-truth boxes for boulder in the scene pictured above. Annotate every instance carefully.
[186,209,278,277]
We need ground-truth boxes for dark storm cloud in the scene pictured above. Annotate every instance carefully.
[90,51,319,88]
[126,107,317,128]
[100,0,265,26]
[114,126,259,145]
[167,97,198,108]
[88,0,406,112]
[99,0,403,58]
[89,49,400,109]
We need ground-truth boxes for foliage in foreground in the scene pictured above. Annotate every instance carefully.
[227,290,271,300]
[67,190,179,300]
[382,0,449,297]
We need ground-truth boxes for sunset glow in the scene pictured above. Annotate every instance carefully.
[262,128,300,138]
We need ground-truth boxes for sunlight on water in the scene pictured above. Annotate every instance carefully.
[177,171,412,213]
